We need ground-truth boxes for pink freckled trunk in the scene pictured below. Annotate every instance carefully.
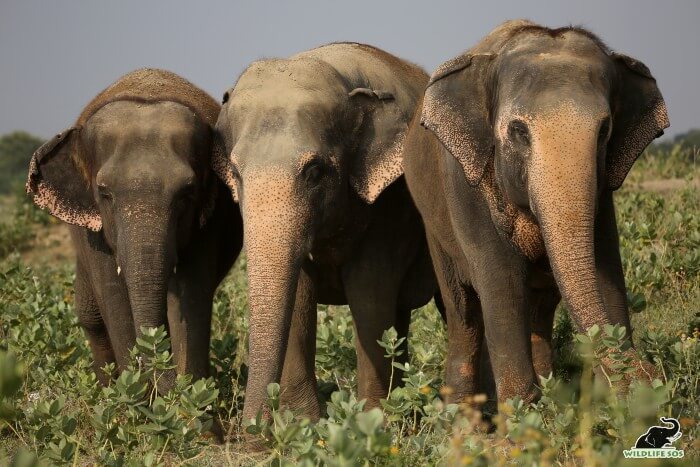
[530,139,611,331]
[239,191,309,422]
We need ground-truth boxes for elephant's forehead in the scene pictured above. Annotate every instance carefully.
[235,57,344,98]
[229,87,339,123]
[85,101,205,157]
[504,29,609,57]
[88,100,200,133]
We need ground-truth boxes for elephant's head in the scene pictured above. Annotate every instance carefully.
[27,96,219,357]
[213,57,409,419]
[421,22,668,331]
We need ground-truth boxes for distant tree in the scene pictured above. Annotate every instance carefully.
[671,128,700,149]
[650,128,700,154]
[0,131,44,195]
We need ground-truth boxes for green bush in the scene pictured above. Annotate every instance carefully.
[0,141,697,464]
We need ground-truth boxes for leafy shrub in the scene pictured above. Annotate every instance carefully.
[0,142,697,464]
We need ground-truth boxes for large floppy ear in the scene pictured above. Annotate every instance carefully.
[347,87,407,204]
[211,102,239,203]
[421,53,495,186]
[25,127,101,231]
[606,53,669,190]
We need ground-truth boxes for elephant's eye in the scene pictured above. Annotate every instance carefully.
[303,161,326,186]
[97,184,112,202]
[231,166,242,182]
[508,120,531,146]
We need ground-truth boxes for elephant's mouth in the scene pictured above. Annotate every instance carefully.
[482,161,546,261]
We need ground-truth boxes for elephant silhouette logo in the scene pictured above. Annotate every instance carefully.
[635,417,682,448]
[623,417,685,459]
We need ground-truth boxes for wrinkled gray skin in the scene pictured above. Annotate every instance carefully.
[403,21,668,404]
[214,43,436,422]
[28,101,242,388]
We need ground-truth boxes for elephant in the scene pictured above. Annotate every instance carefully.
[634,417,682,449]
[26,69,242,389]
[213,43,437,422]
[402,20,668,404]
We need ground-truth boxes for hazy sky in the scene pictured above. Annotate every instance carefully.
[2,0,698,138]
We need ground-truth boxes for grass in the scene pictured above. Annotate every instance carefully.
[0,143,698,465]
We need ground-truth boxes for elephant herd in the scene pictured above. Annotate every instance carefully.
[26,20,668,434]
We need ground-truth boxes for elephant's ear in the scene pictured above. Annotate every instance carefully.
[348,87,406,204]
[607,53,669,190]
[211,114,239,203]
[26,127,101,231]
[421,53,495,186]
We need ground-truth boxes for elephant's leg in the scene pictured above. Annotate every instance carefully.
[474,265,539,404]
[344,273,402,409]
[595,191,630,331]
[529,288,560,379]
[594,192,658,382]
[426,235,484,403]
[166,276,214,381]
[75,229,136,372]
[279,268,321,419]
[74,262,116,385]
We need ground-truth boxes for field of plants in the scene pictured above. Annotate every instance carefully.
[0,136,698,465]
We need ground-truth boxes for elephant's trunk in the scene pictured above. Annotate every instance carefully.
[661,417,680,433]
[119,212,177,388]
[239,172,311,422]
[529,114,611,331]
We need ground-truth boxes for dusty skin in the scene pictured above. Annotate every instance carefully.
[403,20,668,406]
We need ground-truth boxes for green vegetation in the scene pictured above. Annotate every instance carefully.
[0,132,43,196]
[0,136,698,465]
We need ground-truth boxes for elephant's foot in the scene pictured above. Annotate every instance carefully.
[597,349,659,392]
[202,417,225,444]
[279,379,322,420]
[530,334,553,379]
[152,368,178,394]
[495,376,541,406]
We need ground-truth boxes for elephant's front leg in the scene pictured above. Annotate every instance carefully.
[474,264,539,404]
[279,268,321,419]
[427,234,484,403]
[344,267,404,409]
[529,288,560,379]
[77,230,137,375]
[166,272,214,381]
[595,191,630,331]
[74,261,116,385]
[167,266,224,442]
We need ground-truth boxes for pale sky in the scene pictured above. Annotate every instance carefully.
[1,0,697,138]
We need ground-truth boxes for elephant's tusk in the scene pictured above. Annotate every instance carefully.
[117,266,121,276]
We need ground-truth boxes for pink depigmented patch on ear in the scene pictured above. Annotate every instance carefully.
[30,180,102,231]
[211,148,239,202]
[421,95,486,185]
[350,133,404,204]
